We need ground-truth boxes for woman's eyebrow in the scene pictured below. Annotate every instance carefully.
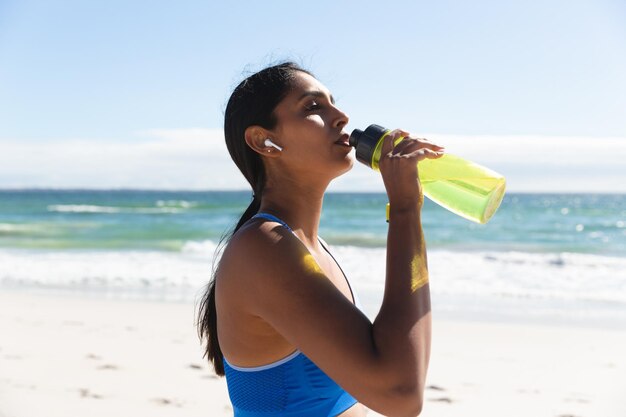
[298,90,335,105]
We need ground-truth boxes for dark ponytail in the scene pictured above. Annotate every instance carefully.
[197,62,313,376]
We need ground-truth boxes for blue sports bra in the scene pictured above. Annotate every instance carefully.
[222,212,362,417]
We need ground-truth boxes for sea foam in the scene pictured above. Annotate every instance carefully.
[47,204,185,214]
[2,244,624,305]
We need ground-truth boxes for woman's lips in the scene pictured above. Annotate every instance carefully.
[334,133,351,146]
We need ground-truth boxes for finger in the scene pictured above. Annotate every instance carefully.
[392,141,420,156]
[406,147,444,161]
[397,129,411,139]
[423,142,446,152]
[390,137,426,155]
[385,130,407,155]
[426,148,445,159]
[404,135,445,151]
[394,138,446,156]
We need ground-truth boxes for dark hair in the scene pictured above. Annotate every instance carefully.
[197,62,313,376]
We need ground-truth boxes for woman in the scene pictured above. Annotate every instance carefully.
[198,62,444,417]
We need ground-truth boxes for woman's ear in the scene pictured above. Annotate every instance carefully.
[244,126,281,156]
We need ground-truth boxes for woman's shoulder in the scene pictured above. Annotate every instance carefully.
[218,217,298,285]
[227,216,293,255]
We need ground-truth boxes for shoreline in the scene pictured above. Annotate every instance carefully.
[1,290,625,417]
[3,283,625,331]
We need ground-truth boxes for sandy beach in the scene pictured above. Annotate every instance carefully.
[1,290,624,417]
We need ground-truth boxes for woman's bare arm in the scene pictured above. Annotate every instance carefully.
[222,130,442,417]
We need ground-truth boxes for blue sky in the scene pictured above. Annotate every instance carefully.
[1,0,625,191]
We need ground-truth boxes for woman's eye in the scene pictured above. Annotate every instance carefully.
[305,101,321,111]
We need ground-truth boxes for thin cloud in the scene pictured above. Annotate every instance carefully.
[0,129,246,190]
[0,130,624,192]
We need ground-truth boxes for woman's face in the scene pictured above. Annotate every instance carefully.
[268,71,353,179]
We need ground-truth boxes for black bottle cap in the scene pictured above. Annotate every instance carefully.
[349,124,388,168]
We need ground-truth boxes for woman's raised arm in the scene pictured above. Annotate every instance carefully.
[220,129,442,417]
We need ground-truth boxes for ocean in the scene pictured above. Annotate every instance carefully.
[1,190,624,328]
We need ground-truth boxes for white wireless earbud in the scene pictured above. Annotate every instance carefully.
[264,139,283,151]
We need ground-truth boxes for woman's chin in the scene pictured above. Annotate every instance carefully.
[334,156,355,178]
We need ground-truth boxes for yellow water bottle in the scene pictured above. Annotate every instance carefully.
[349,124,506,224]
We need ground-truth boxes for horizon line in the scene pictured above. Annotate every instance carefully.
[0,187,624,196]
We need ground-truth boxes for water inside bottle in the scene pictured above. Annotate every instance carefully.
[419,154,506,224]
[421,178,506,223]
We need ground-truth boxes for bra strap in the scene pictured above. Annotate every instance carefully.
[251,212,293,232]
[250,212,361,309]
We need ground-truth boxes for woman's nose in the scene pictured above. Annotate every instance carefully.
[334,107,349,129]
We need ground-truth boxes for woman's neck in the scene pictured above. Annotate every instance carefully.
[258,182,326,249]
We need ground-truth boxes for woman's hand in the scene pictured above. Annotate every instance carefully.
[378,129,445,211]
